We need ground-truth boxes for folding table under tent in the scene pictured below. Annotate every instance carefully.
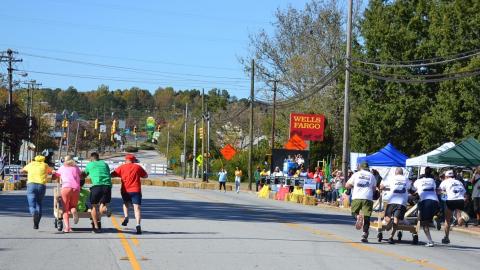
[405,142,455,168]
[427,137,480,167]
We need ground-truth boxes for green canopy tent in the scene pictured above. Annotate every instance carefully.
[427,137,480,167]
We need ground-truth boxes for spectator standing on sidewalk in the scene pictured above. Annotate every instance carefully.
[470,166,480,226]
[20,155,53,229]
[254,166,261,192]
[314,167,324,200]
[218,168,227,192]
[111,154,148,235]
[332,171,344,204]
[345,161,377,243]
[234,167,242,193]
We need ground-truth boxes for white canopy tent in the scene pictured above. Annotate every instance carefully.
[406,142,455,168]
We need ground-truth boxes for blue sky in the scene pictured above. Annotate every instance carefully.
[1,0,313,98]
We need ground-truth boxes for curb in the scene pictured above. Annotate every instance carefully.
[451,226,480,237]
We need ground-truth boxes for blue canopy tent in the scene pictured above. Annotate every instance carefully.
[356,143,408,167]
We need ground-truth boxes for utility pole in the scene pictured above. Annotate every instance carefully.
[206,111,210,182]
[1,49,22,165]
[23,80,41,163]
[342,0,353,179]
[73,121,80,157]
[201,89,206,182]
[248,59,255,190]
[192,118,197,178]
[166,124,170,167]
[182,103,188,179]
[271,80,278,160]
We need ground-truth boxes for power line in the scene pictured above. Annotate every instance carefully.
[20,69,251,89]
[0,44,241,71]
[0,14,246,44]
[254,66,342,108]
[350,48,480,68]
[349,66,480,83]
[20,52,249,81]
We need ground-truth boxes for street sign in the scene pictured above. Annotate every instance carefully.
[196,154,203,165]
[180,154,185,163]
[284,134,307,150]
[99,124,107,133]
[220,144,237,161]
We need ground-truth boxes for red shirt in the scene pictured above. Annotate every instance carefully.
[113,163,148,193]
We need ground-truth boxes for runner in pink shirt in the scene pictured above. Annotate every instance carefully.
[55,155,81,233]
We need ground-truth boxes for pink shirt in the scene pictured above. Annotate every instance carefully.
[56,165,81,190]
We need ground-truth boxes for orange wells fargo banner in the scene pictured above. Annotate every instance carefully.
[289,113,325,141]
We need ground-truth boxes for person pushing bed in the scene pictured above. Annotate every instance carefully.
[111,154,148,235]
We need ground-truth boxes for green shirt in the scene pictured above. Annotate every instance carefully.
[254,170,261,182]
[85,160,112,186]
[77,188,90,212]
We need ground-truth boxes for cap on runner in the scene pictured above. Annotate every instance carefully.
[445,170,454,177]
[125,154,136,161]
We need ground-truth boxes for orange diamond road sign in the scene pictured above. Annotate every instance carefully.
[220,144,237,161]
[284,134,307,150]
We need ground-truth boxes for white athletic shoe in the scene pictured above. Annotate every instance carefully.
[425,242,434,247]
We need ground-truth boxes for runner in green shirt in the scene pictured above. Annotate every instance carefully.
[84,152,112,233]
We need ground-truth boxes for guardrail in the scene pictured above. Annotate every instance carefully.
[54,160,168,175]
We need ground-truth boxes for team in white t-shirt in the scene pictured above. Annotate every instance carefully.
[346,170,377,200]
[413,177,438,202]
[381,174,411,206]
[439,178,466,201]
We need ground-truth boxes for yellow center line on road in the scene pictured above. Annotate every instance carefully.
[286,223,447,270]
[111,215,142,270]
[130,236,140,246]
[176,188,447,270]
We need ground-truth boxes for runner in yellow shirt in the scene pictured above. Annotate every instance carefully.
[20,155,53,229]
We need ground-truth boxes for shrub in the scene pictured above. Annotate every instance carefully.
[125,146,139,152]
[139,143,155,150]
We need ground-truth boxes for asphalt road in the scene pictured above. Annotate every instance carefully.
[0,185,479,270]
[106,150,166,164]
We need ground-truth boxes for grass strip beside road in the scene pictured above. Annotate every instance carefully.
[111,215,142,270]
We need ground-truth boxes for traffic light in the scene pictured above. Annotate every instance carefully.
[62,118,69,128]
[199,127,203,139]
[133,125,137,135]
[98,133,101,140]
[94,119,99,130]
[111,120,117,134]
[157,125,161,132]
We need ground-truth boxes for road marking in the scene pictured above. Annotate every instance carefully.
[130,236,140,246]
[177,188,447,270]
[111,215,141,270]
[286,223,447,270]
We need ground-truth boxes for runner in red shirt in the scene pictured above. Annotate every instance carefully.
[112,154,148,234]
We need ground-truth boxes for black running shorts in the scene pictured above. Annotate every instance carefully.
[385,203,407,220]
[90,185,112,205]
